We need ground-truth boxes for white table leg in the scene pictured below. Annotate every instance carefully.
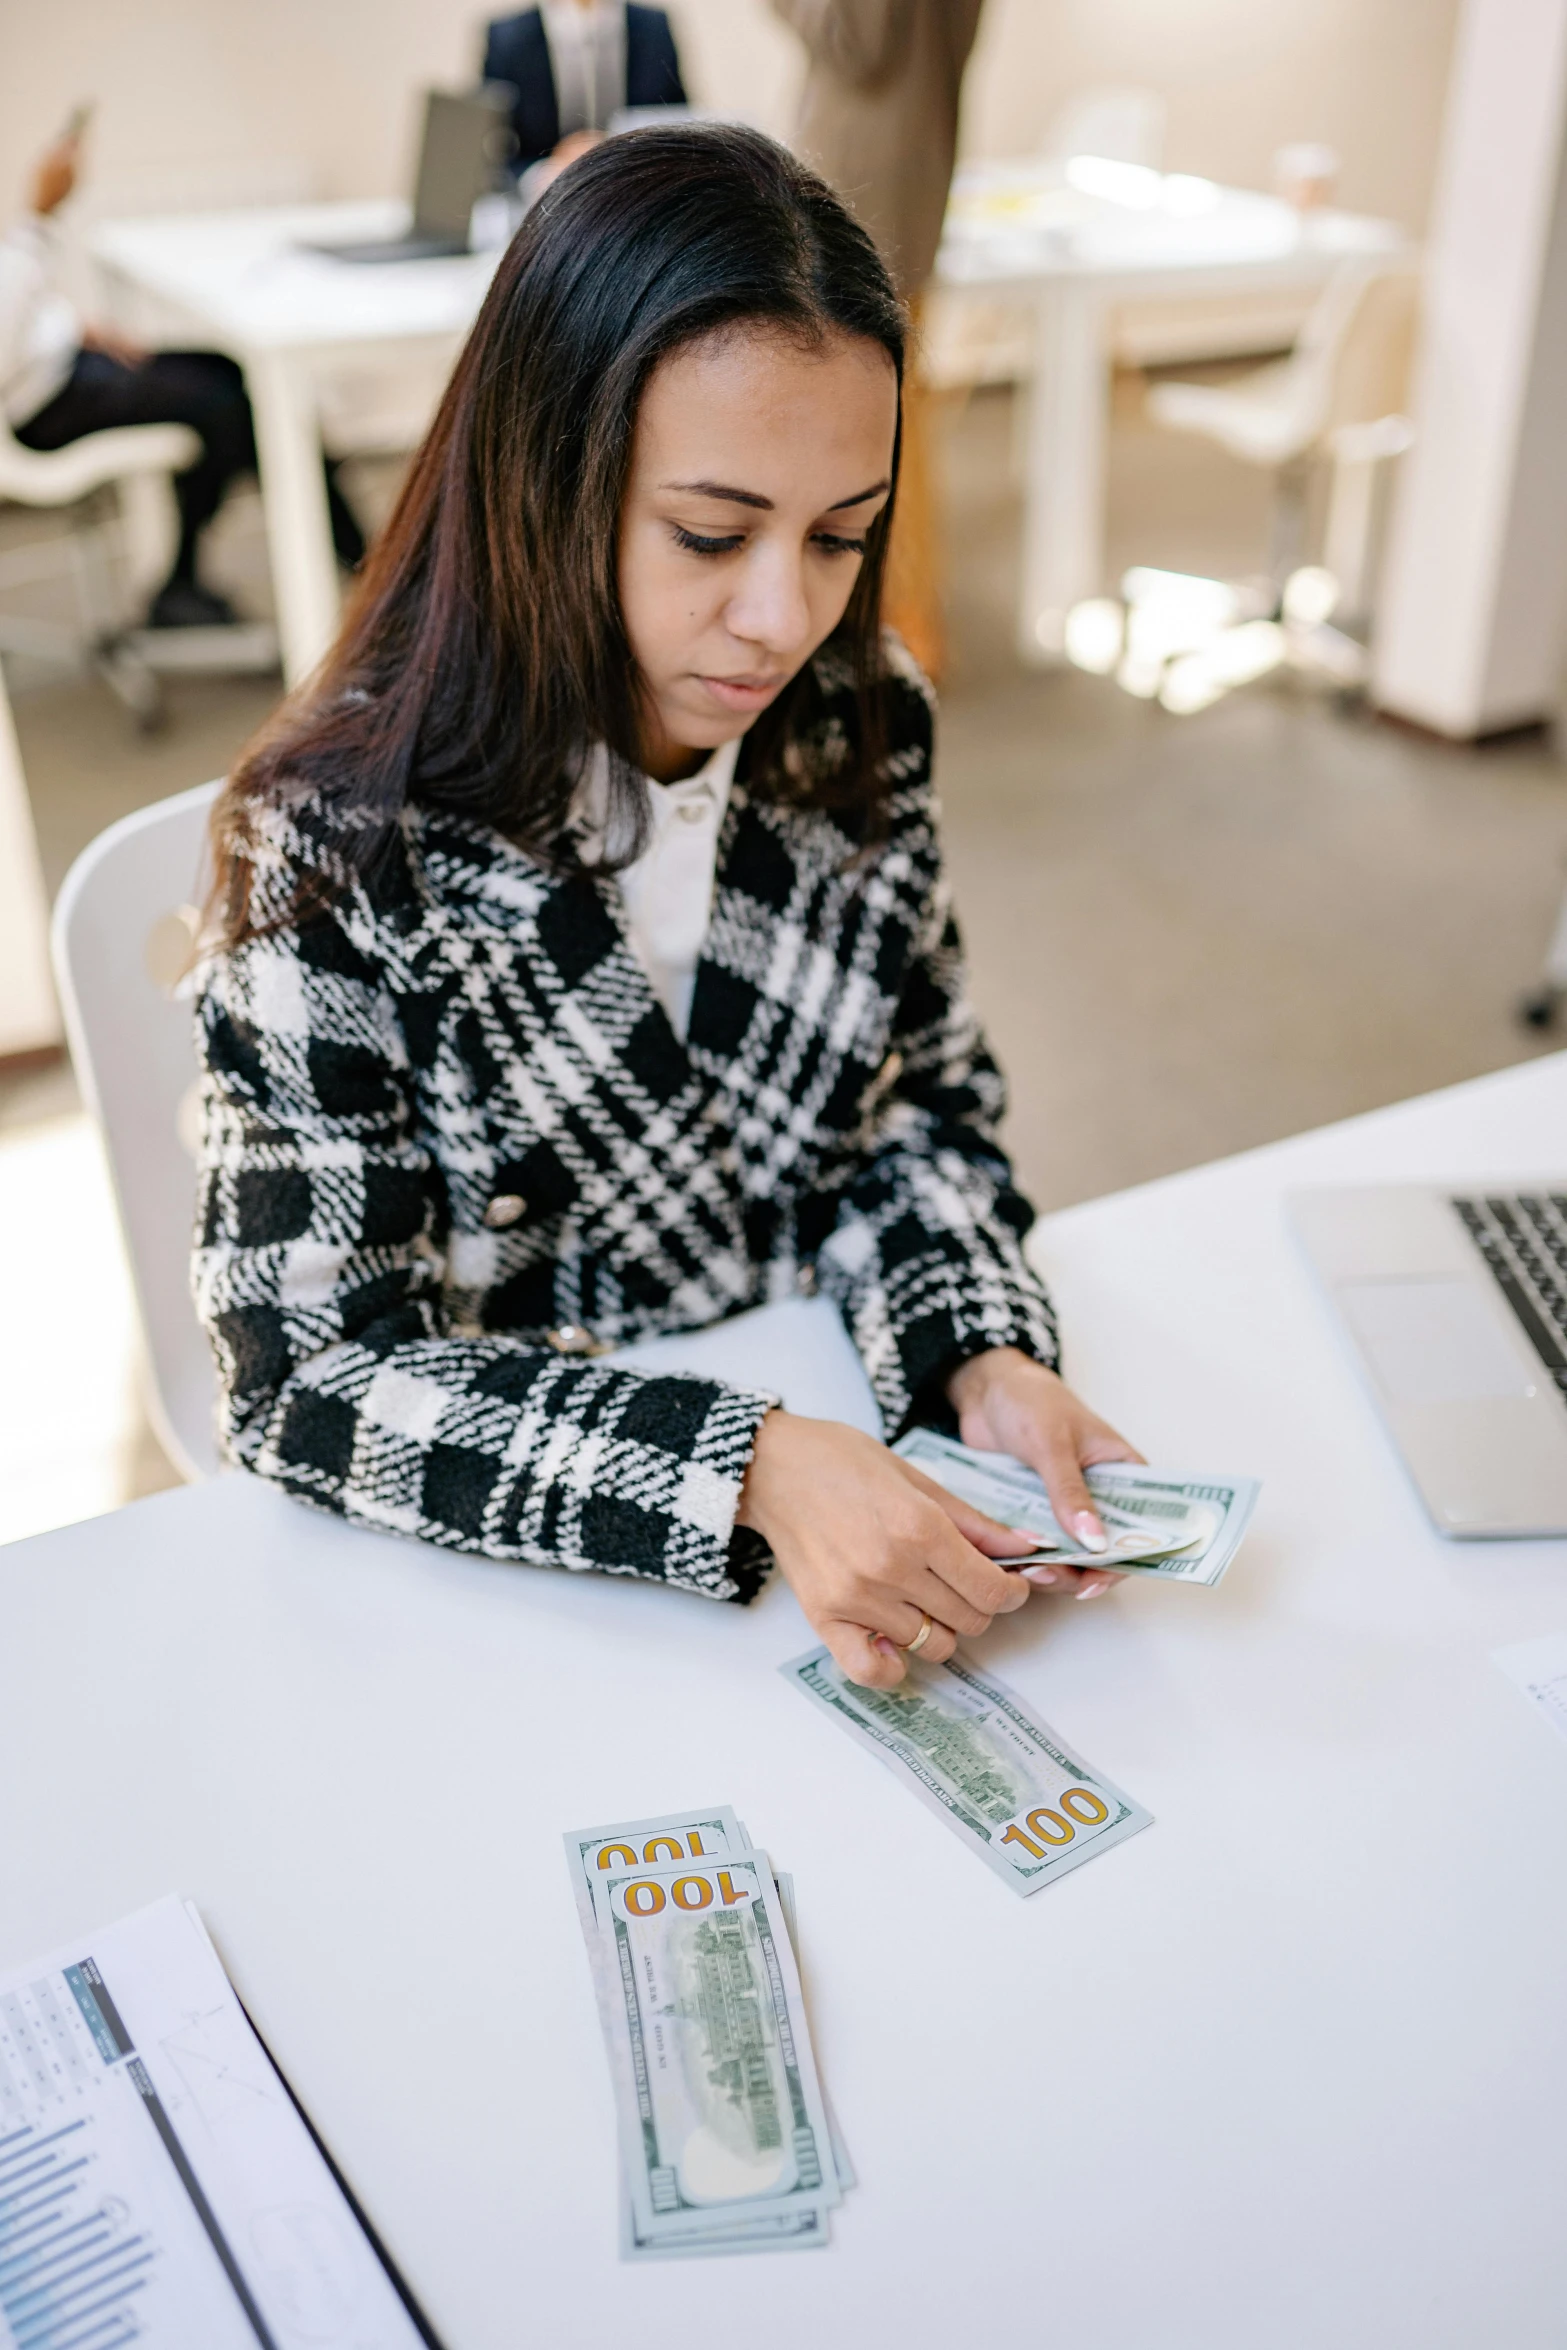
[1018,283,1113,665]
[244,347,341,688]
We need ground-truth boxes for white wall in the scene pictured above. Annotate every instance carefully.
[1374,0,1567,736]
[0,0,1454,267]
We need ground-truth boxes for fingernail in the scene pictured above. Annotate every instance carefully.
[873,1635,899,1656]
[1022,1565,1059,1587]
[1074,1512,1109,1554]
[1077,1577,1109,1601]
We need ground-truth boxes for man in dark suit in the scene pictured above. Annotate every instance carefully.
[483,5,687,177]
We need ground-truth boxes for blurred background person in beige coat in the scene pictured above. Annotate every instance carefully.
[771,0,985,678]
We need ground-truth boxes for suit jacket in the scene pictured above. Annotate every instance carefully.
[192,656,1057,1602]
[482,5,687,172]
[771,0,985,293]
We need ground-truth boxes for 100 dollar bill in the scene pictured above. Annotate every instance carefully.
[564,1808,848,2258]
[589,1848,841,2245]
[781,1646,1152,1896]
[895,1427,1259,1587]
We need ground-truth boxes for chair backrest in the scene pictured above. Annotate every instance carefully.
[1253,259,1413,454]
[1323,264,1420,435]
[52,780,223,1481]
[0,403,200,508]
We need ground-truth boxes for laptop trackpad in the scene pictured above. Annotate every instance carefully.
[1337,1278,1538,1404]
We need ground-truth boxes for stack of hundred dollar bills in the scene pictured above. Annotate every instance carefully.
[894,1428,1260,1585]
[565,1810,854,2258]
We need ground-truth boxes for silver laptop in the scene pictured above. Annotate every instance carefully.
[309,88,513,265]
[1290,1184,1567,1536]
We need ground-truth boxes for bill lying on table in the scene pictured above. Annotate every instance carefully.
[565,1808,854,2258]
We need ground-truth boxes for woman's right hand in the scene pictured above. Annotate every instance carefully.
[735,1410,1031,1688]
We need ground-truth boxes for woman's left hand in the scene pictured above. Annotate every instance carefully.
[945,1347,1145,1599]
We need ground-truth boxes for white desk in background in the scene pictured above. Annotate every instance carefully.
[4,1053,1565,2349]
[91,203,501,686]
[934,163,1406,662]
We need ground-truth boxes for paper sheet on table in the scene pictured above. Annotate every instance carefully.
[0,1895,430,2347]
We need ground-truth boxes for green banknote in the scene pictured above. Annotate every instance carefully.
[564,1814,851,2256]
[895,1426,1260,1587]
[781,1646,1153,1895]
[588,1849,841,2247]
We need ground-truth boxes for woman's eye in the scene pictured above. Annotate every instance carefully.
[673,526,744,556]
[811,532,869,558]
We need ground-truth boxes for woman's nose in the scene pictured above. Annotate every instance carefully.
[726,546,813,659]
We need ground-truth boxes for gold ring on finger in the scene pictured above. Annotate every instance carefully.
[902,1610,934,1656]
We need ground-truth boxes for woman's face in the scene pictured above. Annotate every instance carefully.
[618,325,898,782]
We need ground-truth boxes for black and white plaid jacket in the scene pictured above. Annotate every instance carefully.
[192,657,1058,1602]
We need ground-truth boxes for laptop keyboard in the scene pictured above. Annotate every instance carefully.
[1452,1195,1567,1393]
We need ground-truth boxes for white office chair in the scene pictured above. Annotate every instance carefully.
[0,410,278,729]
[1145,260,1419,588]
[52,778,223,1479]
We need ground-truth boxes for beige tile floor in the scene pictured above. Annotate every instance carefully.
[2,382,1565,1543]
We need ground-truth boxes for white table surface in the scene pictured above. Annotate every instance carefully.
[92,203,502,355]
[937,164,1400,295]
[5,1052,1566,2348]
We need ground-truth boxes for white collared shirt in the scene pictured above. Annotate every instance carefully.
[572,737,739,1041]
[540,2,629,135]
[0,216,79,427]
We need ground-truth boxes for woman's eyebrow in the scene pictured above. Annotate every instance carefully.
[659,476,891,512]
[827,478,891,510]
[662,479,773,510]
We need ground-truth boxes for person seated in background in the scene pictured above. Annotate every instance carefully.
[0,125,366,630]
[483,1,687,187]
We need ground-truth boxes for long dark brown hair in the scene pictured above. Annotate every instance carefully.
[211,125,907,946]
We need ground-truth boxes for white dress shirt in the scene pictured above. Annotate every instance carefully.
[0,217,79,427]
[540,2,629,135]
[571,737,739,1041]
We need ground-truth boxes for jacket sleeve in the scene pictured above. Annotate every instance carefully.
[191,912,776,1600]
[813,772,1059,1437]
[768,0,912,86]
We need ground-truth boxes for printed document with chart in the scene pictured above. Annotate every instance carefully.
[0,1896,429,2348]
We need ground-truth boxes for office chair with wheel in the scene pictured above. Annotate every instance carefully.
[1147,261,1418,572]
[0,412,278,730]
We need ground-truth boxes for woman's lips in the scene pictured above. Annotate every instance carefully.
[697,672,787,711]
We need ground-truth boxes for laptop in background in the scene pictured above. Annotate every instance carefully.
[1290,1184,1567,1536]
[309,88,514,265]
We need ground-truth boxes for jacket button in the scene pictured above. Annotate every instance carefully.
[483,1193,526,1230]
[546,1324,612,1358]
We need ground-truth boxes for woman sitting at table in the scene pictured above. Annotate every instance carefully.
[193,127,1140,1688]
